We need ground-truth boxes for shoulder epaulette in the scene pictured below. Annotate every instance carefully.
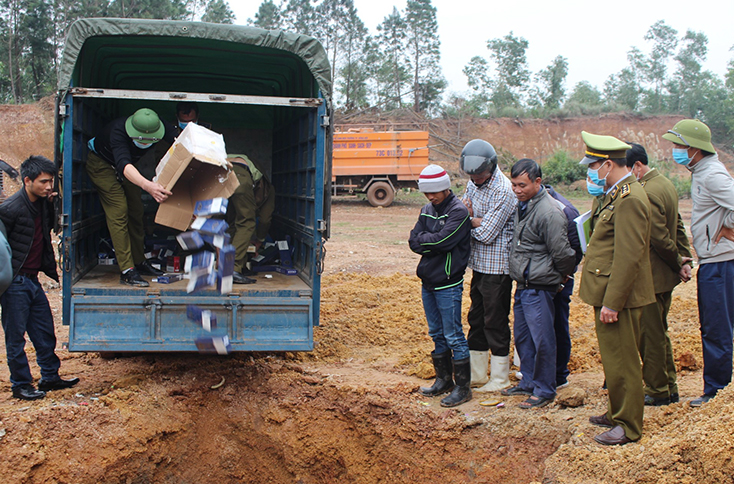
[620,183,631,198]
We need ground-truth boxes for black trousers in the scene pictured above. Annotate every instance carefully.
[466,271,512,356]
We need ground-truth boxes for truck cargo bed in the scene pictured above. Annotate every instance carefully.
[68,266,313,353]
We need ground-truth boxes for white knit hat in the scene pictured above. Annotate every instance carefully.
[418,164,451,193]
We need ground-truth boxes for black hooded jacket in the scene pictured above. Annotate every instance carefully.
[0,187,59,282]
[409,191,471,291]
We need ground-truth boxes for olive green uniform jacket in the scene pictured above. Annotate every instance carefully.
[639,168,692,294]
[580,173,655,441]
[579,174,655,310]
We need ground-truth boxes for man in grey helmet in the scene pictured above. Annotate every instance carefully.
[460,139,517,393]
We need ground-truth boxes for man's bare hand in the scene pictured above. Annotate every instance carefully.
[47,191,58,202]
[715,226,734,244]
[471,216,482,228]
[146,182,172,203]
[600,306,619,324]
[463,197,474,217]
[679,264,692,282]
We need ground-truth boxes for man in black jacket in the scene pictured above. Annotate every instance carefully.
[409,165,472,407]
[87,108,176,287]
[0,156,79,400]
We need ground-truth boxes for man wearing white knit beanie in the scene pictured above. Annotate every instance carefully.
[409,164,473,407]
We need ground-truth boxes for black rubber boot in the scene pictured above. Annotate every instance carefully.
[420,351,454,396]
[440,357,472,407]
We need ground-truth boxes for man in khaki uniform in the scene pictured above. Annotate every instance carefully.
[226,155,275,284]
[579,132,655,445]
[627,143,693,406]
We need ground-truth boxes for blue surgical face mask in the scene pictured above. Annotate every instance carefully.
[672,147,692,166]
[587,161,609,187]
[132,139,154,149]
[586,179,605,197]
[178,121,190,130]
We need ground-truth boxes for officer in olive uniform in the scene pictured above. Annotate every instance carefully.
[578,132,655,446]
[226,154,275,284]
[627,143,693,406]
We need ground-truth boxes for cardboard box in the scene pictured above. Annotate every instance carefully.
[154,123,239,231]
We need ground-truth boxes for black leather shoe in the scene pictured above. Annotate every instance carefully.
[12,384,46,400]
[121,269,149,287]
[233,272,256,284]
[670,393,680,403]
[589,413,614,428]
[594,425,633,446]
[136,260,164,276]
[644,394,671,406]
[38,377,80,392]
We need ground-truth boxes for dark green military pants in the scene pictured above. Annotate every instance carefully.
[227,164,275,274]
[595,306,644,441]
[640,291,676,398]
[85,152,145,272]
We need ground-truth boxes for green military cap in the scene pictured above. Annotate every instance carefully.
[662,119,716,153]
[579,131,632,165]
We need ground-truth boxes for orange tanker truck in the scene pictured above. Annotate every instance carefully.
[332,128,429,207]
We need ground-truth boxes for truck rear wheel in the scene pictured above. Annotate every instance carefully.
[366,182,395,207]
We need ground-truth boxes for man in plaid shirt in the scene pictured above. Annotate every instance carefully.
[461,139,516,393]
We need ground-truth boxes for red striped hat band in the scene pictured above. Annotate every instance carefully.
[420,170,447,179]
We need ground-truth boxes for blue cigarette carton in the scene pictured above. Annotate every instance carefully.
[194,197,229,217]
[190,217,229,235]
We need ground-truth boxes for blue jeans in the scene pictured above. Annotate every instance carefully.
[697,260,734,396]
[553,278,574,385]
[422,284,469,360]
[514,288,557,399]
[1,274,60,388]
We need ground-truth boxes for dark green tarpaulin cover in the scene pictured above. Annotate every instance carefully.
[58,18,332,107]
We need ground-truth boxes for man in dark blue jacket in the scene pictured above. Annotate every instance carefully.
[409,165,472,407]
[0,156,79,400]
[544,184,583,388]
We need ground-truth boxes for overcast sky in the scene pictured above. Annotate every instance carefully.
[230,0,734,97]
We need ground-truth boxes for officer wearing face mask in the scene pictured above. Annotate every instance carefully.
[86,108,176,286]
[626,142,693,408]
[174,102,212,136]
[663,119,734,408]
[578,131,655,446]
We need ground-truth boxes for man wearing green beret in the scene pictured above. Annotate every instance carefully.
[663,119,734,408]
[87,108,177,287]
[579,131,655,445]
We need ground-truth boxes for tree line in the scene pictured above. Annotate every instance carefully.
[0,0,234,104]
[2,1,734,145]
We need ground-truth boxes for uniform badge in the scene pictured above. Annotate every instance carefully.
[621,184,630,198]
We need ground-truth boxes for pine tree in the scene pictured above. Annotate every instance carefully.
[375,7,410,110]
[249,0,280,29]
[201,0,234,24]
[404,0,444,112]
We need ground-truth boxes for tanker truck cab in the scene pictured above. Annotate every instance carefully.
[55,18,332,352]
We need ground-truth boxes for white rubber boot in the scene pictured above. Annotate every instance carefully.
[475,355,511,393]
[469,350,489,387]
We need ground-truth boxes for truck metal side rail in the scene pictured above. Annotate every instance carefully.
[68,88,323,108]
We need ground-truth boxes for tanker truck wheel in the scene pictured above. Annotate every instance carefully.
[366,182,395,207]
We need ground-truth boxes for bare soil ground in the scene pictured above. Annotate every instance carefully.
[0,103,732,483]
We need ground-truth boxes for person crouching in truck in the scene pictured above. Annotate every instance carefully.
[174,101,212,136]
[0,156,79,400]
[226,155,275,284]
[86,108,176,287]
[409,165,472,407]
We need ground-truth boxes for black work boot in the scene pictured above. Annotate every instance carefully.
[440,357,472,407]
[120,269,149,287]
[420,351,454,396]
